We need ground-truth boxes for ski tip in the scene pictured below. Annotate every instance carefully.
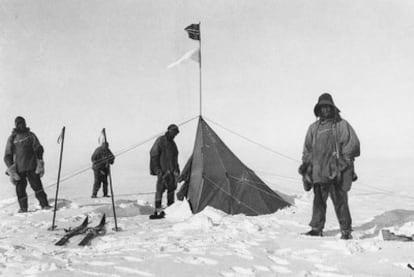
[100,213,106,225]
[55,239,66,246]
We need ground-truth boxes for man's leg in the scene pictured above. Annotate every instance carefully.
[15,174,28,212]
[102,174,109,196]
[309,184,330,233]
[166,173,177,206]
[26,171,49,208]
[330,184,352,238]
[155,175,165,209]
[92,170,101,197]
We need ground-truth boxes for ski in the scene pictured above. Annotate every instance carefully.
[78,214,106,246]
[55,216,89,246]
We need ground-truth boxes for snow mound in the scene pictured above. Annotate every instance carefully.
[172,206,228,231]
[387,220,414,236]
[198,206,228,225]
[164,200,193,221]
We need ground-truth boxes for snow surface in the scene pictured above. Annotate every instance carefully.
[1,175,414,277]
[0,158,412,276]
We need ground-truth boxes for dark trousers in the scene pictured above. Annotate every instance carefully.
[92,170,108,196]
[155,172,176,209]
[310,183,352,232]
[15,171,49,210]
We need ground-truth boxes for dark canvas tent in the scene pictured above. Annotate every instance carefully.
[179,117,291,216]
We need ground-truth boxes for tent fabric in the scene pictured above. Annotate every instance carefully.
[183,117,291,216]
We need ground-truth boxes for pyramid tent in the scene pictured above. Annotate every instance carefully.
[180,117,291,216]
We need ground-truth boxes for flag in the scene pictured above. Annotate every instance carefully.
[98,128,106,144]
[184,24,200,40]
[57,127,65,144]
[166,47,200,69]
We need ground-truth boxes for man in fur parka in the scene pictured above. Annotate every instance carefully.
[91,142,115,198]
[149,124,180,217]
[4,116,50,212]
[300,93,360,240]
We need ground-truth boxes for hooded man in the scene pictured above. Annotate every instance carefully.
[149,124,180,218]
[300,93,360,240]
[4,116,51,212]
[91,142,115,198]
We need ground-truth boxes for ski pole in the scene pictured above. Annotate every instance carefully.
[102,128,120,231]
[49,126,65,231]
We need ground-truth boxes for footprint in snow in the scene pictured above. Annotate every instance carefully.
[88,261,116,266]
[310,271,352,277]
[231,266,255,275]
[114,266,154,276]
[234,249,254,260]
[253,265,271,272]
[314,263,338,272]
[220,271,237,277]
[268,255,290,265]
[78,269,117,276]
[271,265,292,274]
[123,256,144,262]
[175,256,218,265]
[209,250,233,256]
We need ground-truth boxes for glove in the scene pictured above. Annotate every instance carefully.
[6,164,21,184]
[173,171,180,179]
[162,171,173,183]
[35,159,45,177]
[299,162,313,191]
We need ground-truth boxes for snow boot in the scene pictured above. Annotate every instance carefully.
[149,211,165,220]
[340,230,352,240]
[304,229,323,237]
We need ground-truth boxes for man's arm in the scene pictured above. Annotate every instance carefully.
[91,148,99,162]
[31,133,44,160]
[150,138,162,175]
[4,135,14,167]
[302,123,315,163]
[338,120,360,160]
[107,149,115,165]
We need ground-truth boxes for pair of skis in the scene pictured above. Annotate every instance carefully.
[55,214,106,246]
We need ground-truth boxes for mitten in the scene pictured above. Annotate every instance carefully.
[35,159,45,177]
[6,164,21,184]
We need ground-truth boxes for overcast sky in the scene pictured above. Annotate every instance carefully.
[1,0,414,186]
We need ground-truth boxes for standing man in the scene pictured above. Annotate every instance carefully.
[91,142,115,198]
[150,124,180,218]
[4,116,51,213]
[300,93,360,240]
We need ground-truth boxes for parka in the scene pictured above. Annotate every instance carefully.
[4,128,43,173]
[91,144,115,172]
[302,118,360,186]
[150,133,179,176]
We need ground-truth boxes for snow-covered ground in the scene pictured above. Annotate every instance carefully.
[0,158,414,277]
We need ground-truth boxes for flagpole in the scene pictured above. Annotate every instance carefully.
[199,21,202,117]
[49,126,65,231]
[102,128,120,232]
